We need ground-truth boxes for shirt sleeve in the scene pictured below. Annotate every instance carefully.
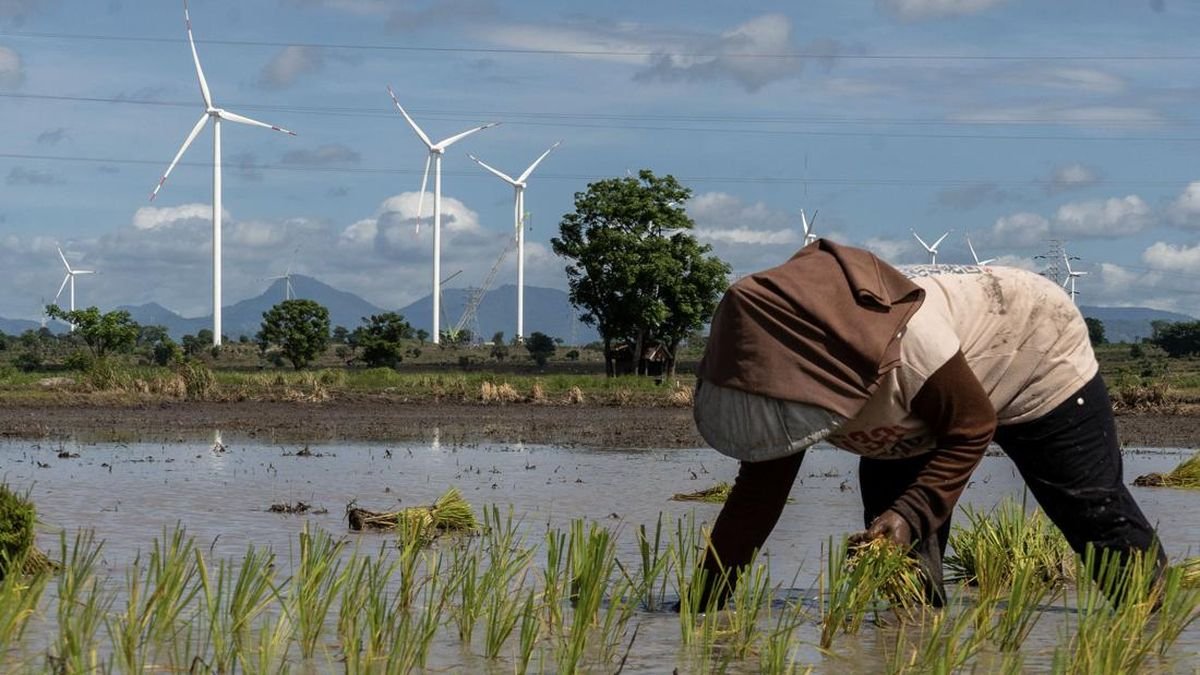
[888,350,998,540]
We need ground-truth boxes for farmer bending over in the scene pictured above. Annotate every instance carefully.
[693,239,1166,606]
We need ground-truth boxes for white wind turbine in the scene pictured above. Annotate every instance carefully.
[966,236,995,265]
[469,141,561,341]
[266,246,300,301]
[387,87,498,345]
[55,246,94,331]
[912,229,951,265]
[151,0,296,347]
[800,208,819,246]
[1062,251,1086,303]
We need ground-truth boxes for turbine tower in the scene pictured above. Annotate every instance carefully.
[912,229,951,265]
[966,236,995,265]
[387,86,498,345]
[800,209,819,246]
[151,0,297,347]
[469,141,561,341]
[266,246,300,301]
[1062,250,1086,303]
[54,246,94,331]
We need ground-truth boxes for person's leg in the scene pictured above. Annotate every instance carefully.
[994,374,1166,597]
[860,454,951,605]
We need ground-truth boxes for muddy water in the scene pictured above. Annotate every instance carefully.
[3,436,1198,672]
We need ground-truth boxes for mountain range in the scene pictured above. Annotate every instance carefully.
[0,276,1190,346]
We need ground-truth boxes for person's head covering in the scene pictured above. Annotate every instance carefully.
[697,239,924,422]
[693,379,845,462]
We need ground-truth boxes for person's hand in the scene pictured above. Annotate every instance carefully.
[849,510,912,547]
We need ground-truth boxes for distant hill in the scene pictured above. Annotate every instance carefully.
[1080,306,1196,343]
[400,284,598,344]
[0,317,42,336]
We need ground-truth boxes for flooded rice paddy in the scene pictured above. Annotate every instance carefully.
[3,434,1198,673]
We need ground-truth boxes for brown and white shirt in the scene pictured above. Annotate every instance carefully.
[827,264,1097,459]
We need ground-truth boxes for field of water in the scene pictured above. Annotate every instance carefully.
[3,435,1198,673]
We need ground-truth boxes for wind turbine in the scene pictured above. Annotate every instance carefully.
[54,246,94,331]
[266,246,300,301]
[150,0,297,347]
[1062,251,1086,303]
[966,236,995,266]
[469,141,561,341]
[800,208,819,246]
[387,87,498,345]
[912,229,951,265]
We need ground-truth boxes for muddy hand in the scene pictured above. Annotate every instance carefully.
[848,510,912,547]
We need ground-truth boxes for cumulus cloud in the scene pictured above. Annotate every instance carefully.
[1054,195,1150,237]
[1142,241,1200,272]
[877,0,1011,20]
[1044,163,1100,194]
[132,203,219,230]
[990,212,1051,247]
[685,192,809,272]
[258,46,329,89]
[634,15,845,92]
[7,167,61,185]
[1167,181,1200,227]
[0,45,24,87]
[280,144,361,166]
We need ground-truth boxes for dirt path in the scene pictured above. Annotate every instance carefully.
[2,401,1198,449]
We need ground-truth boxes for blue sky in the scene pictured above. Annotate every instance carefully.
[3,0,1200,322]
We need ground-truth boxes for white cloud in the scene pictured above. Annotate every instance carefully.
[132,203,221,230]
[862,236,917,264]
[1167,181,1200,227]
[1011,67,1126,94]
[1045,163,1099,194]
[1142,241,1200,272]
[694,227,800,246]
[989,212,1050,247]
[258,46,328,90]
[878,0,1011,20]
[0,45,23,88]
[1054,195,1150,237]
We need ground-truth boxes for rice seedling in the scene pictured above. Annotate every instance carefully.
[758,592,810,675]
[0,483,37,580]
[986,558,1061,651]
[237,610,293,675]
[557,519,621,672]
[944,495,1074,588]
[346,487,479,543]
[290,524,349,659]
[382,553,448,674]
[540,526,568,633]
[670,482,732,503]
[1147,557,1200,657]
[820,537,925,649]
[480,508,535,659]
[1180,556,1200,588]
[615,514,670,611]
[0,549,50,657]
[1132,450,1200,488]
[515,588,541,674]
[195,544,281,672]
[722,558,773,660]
[51,529,112,674]
[886,603,987,675]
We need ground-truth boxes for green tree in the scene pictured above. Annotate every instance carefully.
[490,331,509,361]
[415,329,429,345]
[1149,320,1200,357]
[525,331,556,368]
[1084,317,1107,346]
[257,299,331,369]
[356,312,414,368]
[332,325,351,344]
[551,169,730,377]
[45,305,140,359]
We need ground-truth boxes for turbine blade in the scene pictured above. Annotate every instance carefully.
[74,270,95,275]
[468,154,517,184]
[516,140,561,183]
[967,237,980,263]
[57,246,71,272]
[151,113,209,201]
[386,86,434,149]
[931,232,951,250]
[55,275,69,303]
[809,209,819,228]
[799,209,810,237]
[183,0,213,109]
[414,153,431,235]
[436,122,499,150]
[217,109,296,135]
[911,231,931,250]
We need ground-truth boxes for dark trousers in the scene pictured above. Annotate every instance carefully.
[860,373,1166,603]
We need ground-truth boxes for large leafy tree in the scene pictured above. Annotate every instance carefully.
[356,312,414,368]
[552,170,729,376]
[258,299,331,369]
[45,305,140,359]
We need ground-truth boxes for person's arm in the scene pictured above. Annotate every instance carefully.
[697,451,804,606]
[882,350,997,541]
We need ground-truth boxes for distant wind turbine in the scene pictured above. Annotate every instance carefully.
[387,87,498,345]
[266,246,300,301]
[54,246,94,331]
[150,0,297,347]
[1062,250,1086,303]
[966,236,995,265]
[469,141,561,341]
[800,208,819,246]
[912,229,951,265]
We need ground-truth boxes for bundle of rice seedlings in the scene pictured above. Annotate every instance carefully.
[565,386,585,405]
[480,381,520,404]
[346,488,478,544]
[1132,451,1200,489]
[945,497,1074,587]
[670,483,732,503]
[0,484,57,578]
[845,538,926,612]
[667,384,694,407]
[529,381,547,403]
